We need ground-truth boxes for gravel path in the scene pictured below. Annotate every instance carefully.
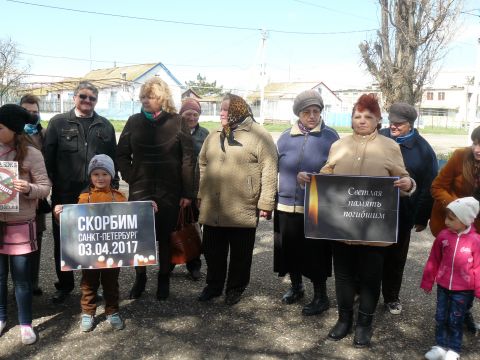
[1,133,477,359]
[0,217,479,360]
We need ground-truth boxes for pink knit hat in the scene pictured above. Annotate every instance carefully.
[179,98,201,115]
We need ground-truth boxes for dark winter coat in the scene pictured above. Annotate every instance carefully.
[44,109,117,205]
[116,111,195,207]
[379,128,438,229]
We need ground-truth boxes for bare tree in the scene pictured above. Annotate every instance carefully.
[0,38,29,105]
[359,0,462,109]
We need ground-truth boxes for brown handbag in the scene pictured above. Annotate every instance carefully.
[170,206,202,264]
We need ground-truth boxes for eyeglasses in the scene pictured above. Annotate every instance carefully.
[389,121,409,128]
[77,94,97,102]
[301,109,321,116]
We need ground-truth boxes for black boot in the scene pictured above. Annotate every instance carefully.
[327,309,353,341]
[129,267,147,299]
[282,272,304,304]
[156,273,170,301]
[353,312,374,348]
[302,281,329,316]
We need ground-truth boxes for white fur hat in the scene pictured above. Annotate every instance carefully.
[447,197,480,226]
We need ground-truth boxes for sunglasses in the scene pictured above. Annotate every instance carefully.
[77,94,97,102]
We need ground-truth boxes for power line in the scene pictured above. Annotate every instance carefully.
[19,51,248,69]
[461,9,480,17]
[7,0,377,35]
[291,0,374,22]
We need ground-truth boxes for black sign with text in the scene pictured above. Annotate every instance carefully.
[60,201,157,270]
[305,174,399,243]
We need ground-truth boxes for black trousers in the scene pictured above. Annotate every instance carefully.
[53,218,74,292]
[275,211,332,282]
[382,225,411,303]
[136,205,178,276]
[202,225,256,294]
[333,242,385,315]
[30,231,43,288]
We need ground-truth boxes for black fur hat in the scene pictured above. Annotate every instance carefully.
[0,104,34,134]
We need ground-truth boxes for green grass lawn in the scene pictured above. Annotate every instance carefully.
[41,120,468,136]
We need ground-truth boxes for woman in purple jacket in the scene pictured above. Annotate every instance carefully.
[274,90,339,316]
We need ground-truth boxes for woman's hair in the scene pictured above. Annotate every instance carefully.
[463,126,480,192]
[352,93,382,130]
[139,77,177,113]
[13,133,30,175]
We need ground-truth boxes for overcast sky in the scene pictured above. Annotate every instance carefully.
[2,0,480,91]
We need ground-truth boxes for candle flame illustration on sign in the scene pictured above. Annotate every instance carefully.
[308,175,318,225]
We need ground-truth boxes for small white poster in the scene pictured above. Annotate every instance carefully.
[0,161,19,212]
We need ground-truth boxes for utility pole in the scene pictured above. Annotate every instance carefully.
[258,29,268,125]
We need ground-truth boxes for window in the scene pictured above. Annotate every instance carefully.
[426,92,433,100]
[420,108,447,116]
[438,92,445,100]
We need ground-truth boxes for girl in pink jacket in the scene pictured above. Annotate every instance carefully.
[421,197,480,360]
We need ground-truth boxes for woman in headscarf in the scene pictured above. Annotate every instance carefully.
[275,90,339,316]
[298,93,414,347]
[116,77,195,301]
[197,93,278,306]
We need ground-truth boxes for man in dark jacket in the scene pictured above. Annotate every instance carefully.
[379,102,438,315]
[44,81,117,304]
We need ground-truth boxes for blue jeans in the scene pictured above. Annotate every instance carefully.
[0,254,33,325]
[435,285,474,353]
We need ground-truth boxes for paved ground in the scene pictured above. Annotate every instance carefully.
[1,133,478,360]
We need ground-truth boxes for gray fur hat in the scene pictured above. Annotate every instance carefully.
[388,102,417,125]
[293,90,324,116]
[88,154,115,178]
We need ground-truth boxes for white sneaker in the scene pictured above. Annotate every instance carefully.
[0,320,6,335]
[425,345,447,360]
[20,325,37,345]
[445,350,460,360]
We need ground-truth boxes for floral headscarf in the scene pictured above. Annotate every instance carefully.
[220,94,253,152]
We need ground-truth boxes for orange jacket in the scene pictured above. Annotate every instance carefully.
[78,187,127,204]
[430,148,480,236]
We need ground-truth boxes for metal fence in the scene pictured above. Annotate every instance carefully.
[4,98,465,127]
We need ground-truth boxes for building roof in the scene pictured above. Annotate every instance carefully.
[247,81,341,101]
[21,62,183,95]
[83,63,158,85]
[182,88,202,99]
